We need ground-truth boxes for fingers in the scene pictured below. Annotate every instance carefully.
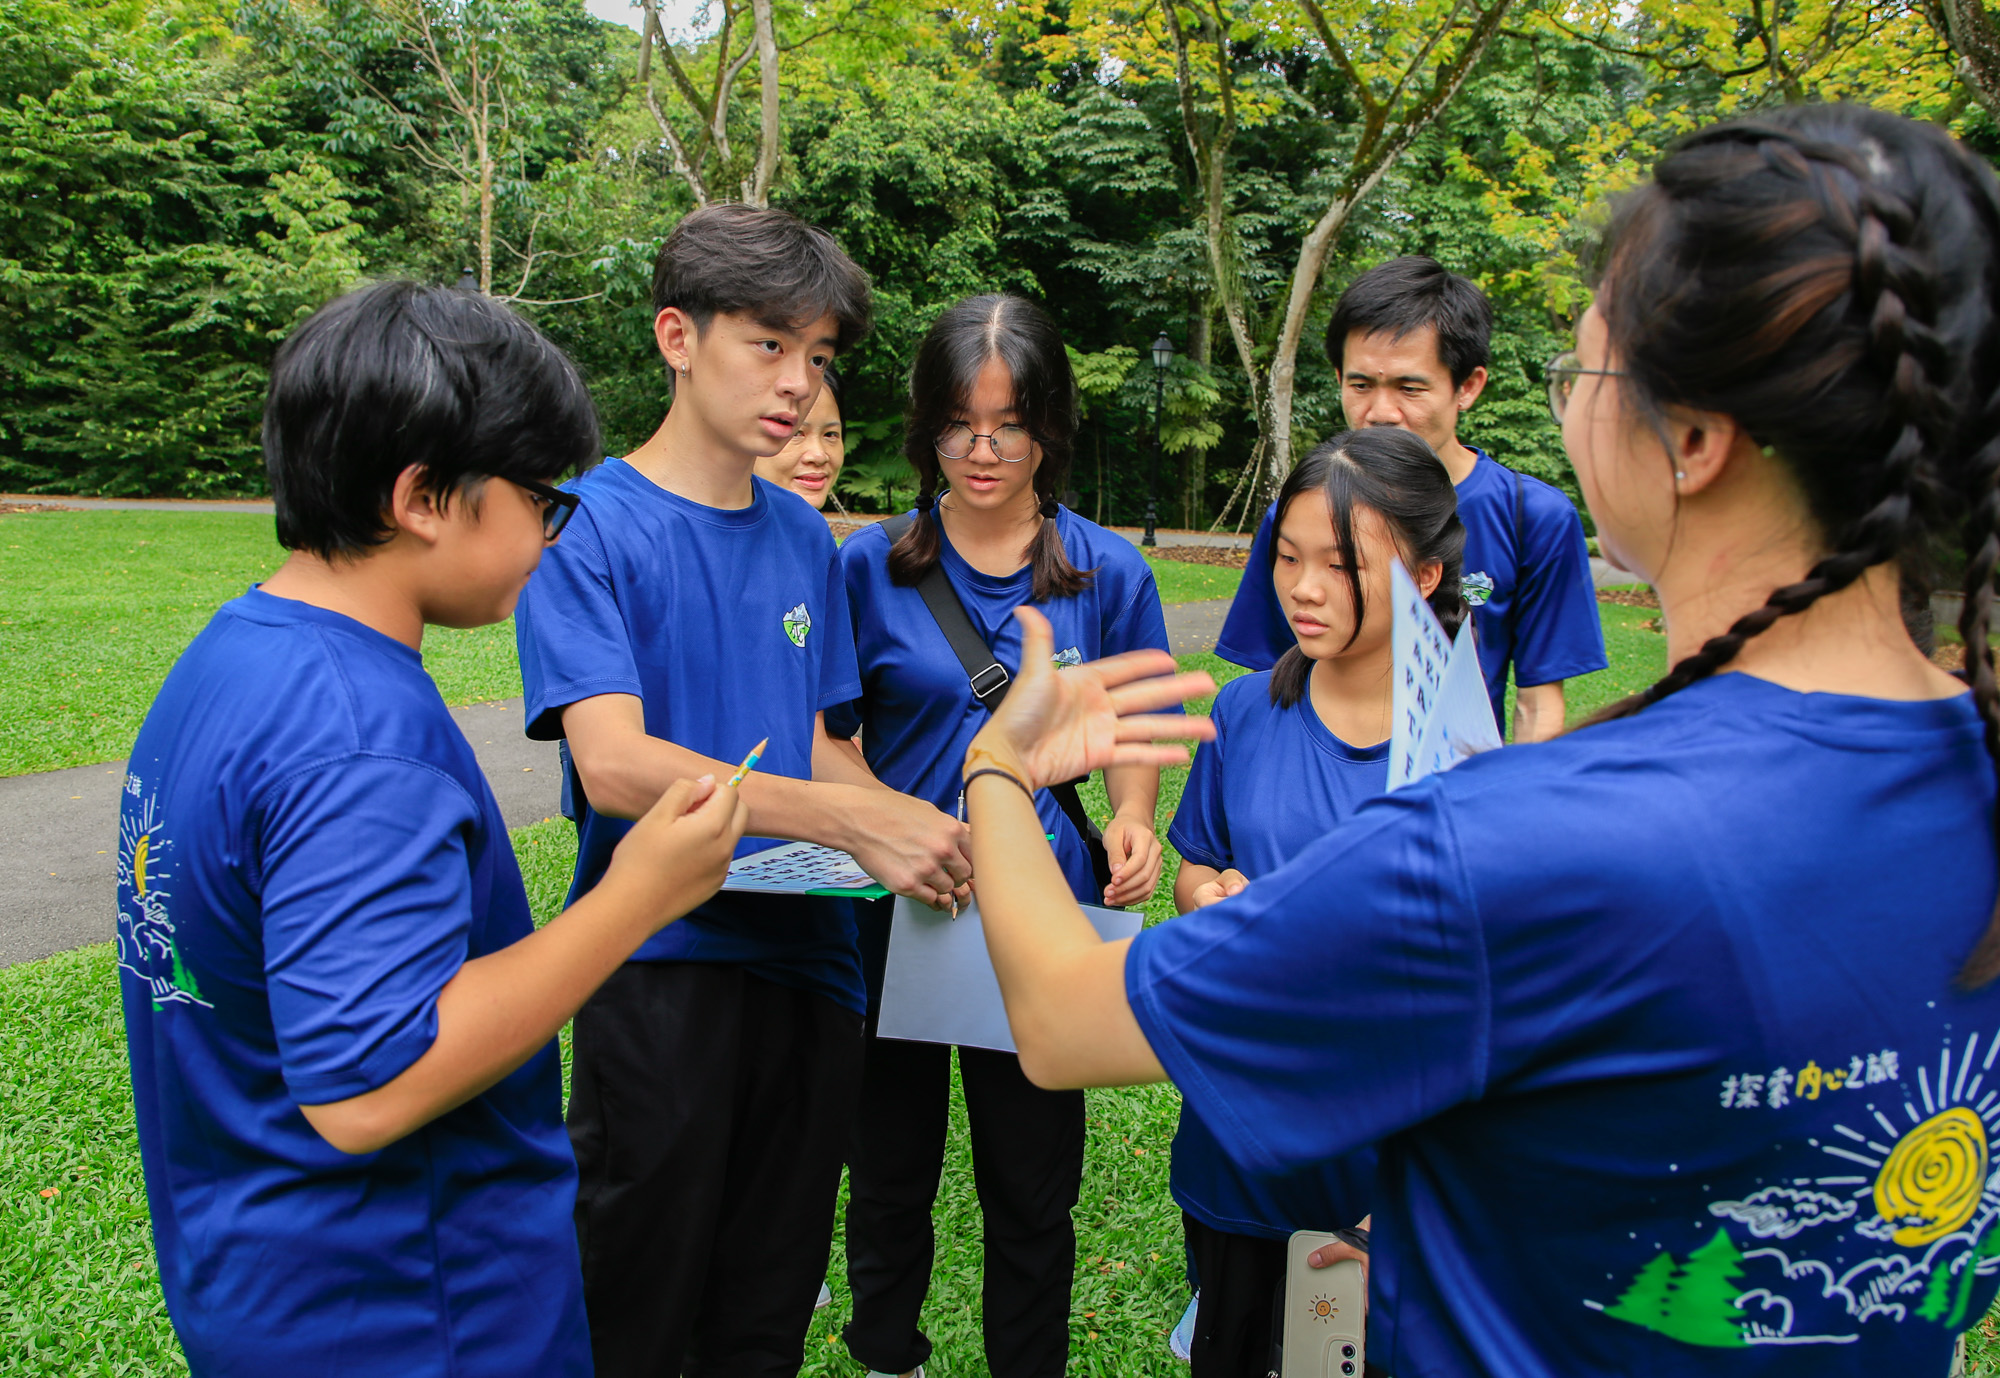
[1103,744,1193,768]
[646,774,702,822]
[1012,604,1056,657]
[1113,713,1216,743]
[1072,646,1183,689]
[1107,672,1218,715]
[1308,1241,1367,1269]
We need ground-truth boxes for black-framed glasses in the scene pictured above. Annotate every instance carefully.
[936,423,1035,463]
[506,476,580,540]
[1545,351,1626,425]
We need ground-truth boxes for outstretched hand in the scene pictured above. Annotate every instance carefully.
[973,606,1215,790]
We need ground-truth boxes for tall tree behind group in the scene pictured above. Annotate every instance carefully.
[1019,0,1516,519]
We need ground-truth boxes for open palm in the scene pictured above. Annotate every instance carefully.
[980,606,1216,790]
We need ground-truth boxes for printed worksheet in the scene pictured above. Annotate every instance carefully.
[1388,557,1502,790]
[722,841,888,896]
[878,898,1144,1053]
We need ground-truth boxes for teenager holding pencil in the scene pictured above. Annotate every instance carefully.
[827,294,1174,1378]
[961,105,2000,1375]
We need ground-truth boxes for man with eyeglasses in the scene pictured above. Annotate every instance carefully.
[1216,256,1606,742]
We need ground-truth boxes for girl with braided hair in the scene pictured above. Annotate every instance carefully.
[948,104,2000,1375]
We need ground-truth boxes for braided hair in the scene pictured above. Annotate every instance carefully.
[887,294,1093,601]
[1582,105,2000,981]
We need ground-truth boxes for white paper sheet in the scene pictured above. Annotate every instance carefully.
[878,897,1144,1053]
[722,840,881,894]
[1387,557,1501,790]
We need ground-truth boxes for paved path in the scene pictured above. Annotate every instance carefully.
[1,603,1236,969]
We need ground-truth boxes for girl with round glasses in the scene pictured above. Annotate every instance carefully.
[825,293,1175,1378]
[958,104,2000,1376]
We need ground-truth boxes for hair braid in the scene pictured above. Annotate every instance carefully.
[1581,128,1945,728]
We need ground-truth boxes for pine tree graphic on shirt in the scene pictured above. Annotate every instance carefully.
[783,603,811,647]
[1603,1228,1747,1347]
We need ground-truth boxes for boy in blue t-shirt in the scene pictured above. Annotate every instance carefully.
[1215,256,1606,741]
[514,205,972,1377]
[118,281,749,1378]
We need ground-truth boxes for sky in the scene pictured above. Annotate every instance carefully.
[583,0,709,36]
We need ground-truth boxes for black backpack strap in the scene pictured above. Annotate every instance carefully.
[879,512,1113,892]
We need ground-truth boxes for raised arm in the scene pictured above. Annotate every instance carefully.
[965,607,1215,1088]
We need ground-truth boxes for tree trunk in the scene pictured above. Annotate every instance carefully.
[748,0,782,205]
[477,131,494,294]
[1924,0,2000,119]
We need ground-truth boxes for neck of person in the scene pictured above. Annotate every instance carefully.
[624,402,759,510]
[938,484,1043,576]
[1438,430,1480,487]
[261,548,427,651]
[1305,642,1394,747]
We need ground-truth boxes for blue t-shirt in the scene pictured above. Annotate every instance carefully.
[1129,672,2000,1375]
[1164,671,1383,1240]
[516,461,866,1012]
[827,507,1172,903]
[118,589,586,1378]
[1214,450,1607,732]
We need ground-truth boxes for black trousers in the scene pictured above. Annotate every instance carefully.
[841,1032,1085,1377]
[567,961,864,1378]
[1184,1213,1288,1378]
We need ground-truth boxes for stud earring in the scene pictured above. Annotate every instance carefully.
[680,363,688,375]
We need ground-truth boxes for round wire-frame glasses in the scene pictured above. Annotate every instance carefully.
[935,423,1035,463]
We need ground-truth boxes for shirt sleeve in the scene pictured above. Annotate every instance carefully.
[1127,782,1490,1175]
[1215,503,1291,672]
[257,755,482,1105]
[816,527,863,713]
[1508,486,1607,689]
[1165,705,1231,870]
[515,513,642,741]
[1101,557,1174,659]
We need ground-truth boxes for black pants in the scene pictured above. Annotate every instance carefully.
[841,1032,1085,1377]
[567,961,864,1378]
[1184,1213,1288,1378]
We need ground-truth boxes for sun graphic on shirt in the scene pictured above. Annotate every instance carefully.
[1813,1034,2000,1249]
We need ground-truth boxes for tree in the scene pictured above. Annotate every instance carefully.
[1659,1227,1748,1348]
[1028,0,1515,512]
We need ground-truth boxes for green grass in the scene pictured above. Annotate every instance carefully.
[0,511,536,778]
[1142,555,1243,605]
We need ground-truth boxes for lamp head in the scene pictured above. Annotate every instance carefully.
[1152,333,1174,371]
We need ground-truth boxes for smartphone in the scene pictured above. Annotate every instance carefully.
[1281,1229,1365,1378]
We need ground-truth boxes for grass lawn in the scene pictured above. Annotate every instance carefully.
[0,512,1233,780]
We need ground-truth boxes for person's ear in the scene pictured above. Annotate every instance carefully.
[1454,365,1489,414]
[1416,559,1444,599]
[1661,403,1743,496]
[655,307,698,378]
[386,464,448,546]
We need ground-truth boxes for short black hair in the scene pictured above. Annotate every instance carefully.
[651,204,873,353]
[1325,256,1493,386]
[264,280,601,559]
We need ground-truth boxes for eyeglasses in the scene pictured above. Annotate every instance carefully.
[1545,351,1626,425]
[506,476,580,540]
[936,423,1035,463]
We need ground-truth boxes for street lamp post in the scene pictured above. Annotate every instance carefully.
[1144,332,1173,548]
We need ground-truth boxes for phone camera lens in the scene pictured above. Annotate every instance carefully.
[1340,1363,1356,1376]
[1341,1345,1356,1359]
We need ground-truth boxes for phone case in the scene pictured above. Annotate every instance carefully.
[1281,1230,1366,1378]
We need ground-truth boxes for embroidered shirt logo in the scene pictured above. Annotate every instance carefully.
[1463,571,1495,607]
[783,603,811,648]
[1053,647,1082,669]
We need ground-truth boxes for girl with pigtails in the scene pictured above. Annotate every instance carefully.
[825,293,1175,1378]
[953,104,2000,1376]
[1163,427,1468,1376]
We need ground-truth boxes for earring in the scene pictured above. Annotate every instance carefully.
[1674,469,1687,483]
[679,363,688,375]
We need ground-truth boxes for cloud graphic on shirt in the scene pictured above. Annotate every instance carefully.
[1710,1187,1858,1239]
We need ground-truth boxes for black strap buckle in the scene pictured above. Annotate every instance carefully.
[969,662,1011,703]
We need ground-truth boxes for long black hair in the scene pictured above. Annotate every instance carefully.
[1583,104,2000,981]
[887,294,1091,600]
[1267,428,1467,708]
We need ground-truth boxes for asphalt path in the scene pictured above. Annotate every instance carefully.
[0,599,1235,968]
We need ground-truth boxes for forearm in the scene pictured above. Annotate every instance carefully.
[1174,862,1220,913]
[571,713,870,850]
[967,766,1166,1089]
[298,868,663,1154]
[1104,762,1160,826]
[1512,680,1566,743]
[813,724,887,791]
